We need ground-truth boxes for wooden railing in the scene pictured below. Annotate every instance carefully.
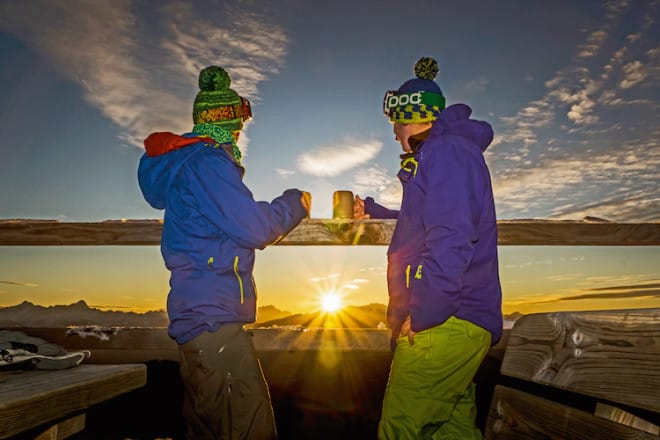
[1,218,659,246]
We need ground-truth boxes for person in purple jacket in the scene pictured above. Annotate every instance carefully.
[355,57,503,439]
[138,65,309,439]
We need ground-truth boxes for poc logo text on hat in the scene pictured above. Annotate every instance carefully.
[385,91,423,110]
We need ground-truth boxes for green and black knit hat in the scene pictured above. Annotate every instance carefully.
[192,66,252,132]
[383,57,446,124]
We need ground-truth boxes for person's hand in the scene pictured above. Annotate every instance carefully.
[300,192,311,216]
[354,195,370,219]
[400,315,416,345]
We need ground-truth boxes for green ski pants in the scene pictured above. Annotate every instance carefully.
[378,316,491,439]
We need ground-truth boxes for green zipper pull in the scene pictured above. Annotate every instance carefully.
[233,256,244,304]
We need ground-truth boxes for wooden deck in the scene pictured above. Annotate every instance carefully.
[486,308,660,438]
[1,313,657,438]
[0,363,146,439]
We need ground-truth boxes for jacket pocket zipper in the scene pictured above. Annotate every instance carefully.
[233,256,244,304]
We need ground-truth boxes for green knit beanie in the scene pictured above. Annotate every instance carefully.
[192,66,252,132]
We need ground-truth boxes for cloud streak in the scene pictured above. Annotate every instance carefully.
[0,0,288,149]
[0,280,38,287]
[352,165,403,208]
[297,138,382,177]
[517,279,660,305]
[493,138,660,221]
[538,289,660,303]
[490,0,660,221]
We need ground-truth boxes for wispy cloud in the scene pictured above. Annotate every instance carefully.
[534,289,660,304]
[620,60,648,88]
[537,283,660,303]
[0,0,288,149]
[0,280,38,287]
[577,30,608,58]
[275,168,296,179]
[544,274,586,282]
[490,0,659,221]
[588,281,660,291]
[297,138,382,177]
[352,165,402,208]
[493,138,660,221]
[508,278,660,308]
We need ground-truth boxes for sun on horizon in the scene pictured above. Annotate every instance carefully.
[320,292,343,313]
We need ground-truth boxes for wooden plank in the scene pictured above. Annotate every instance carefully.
[500,309,660,412]
[0,219,659,246]
[0,363,146,439]
[497,219,660,246]
[2,326,509,364]
[485,385,658,439]
[595,403,659,435]
[11,327,392,353]
[33,413,86,440]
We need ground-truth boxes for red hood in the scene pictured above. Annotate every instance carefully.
[144,132,213,157]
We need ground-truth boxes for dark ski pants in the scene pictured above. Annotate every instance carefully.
[178,324,277,440]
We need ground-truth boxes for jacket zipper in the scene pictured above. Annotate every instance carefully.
[233,256,244,304]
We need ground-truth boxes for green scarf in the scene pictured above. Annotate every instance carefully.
[192,123,242,165]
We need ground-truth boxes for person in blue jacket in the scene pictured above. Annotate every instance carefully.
[355,57,503,439]
[138,65,309,440]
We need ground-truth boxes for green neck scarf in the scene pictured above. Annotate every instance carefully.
[192,123,242,165]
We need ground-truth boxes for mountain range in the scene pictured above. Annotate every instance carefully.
[0,300,387,329]
[0,301,522,329]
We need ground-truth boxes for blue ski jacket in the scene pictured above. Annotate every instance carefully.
[138,132,306,344]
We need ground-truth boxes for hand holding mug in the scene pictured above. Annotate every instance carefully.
[353,194,370,219]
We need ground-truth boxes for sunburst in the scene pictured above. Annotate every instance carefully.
[320,291,342,313]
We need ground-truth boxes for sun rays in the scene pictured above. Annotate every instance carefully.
[320,291,343,313]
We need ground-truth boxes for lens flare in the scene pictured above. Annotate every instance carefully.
[321,292,342,313]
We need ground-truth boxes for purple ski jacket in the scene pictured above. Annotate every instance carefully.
[365,104,503,345]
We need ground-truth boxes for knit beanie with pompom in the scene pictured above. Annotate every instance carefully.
[383,57,446,124]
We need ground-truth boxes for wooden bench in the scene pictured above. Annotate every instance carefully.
[485,308,660,438]
[0,363,146,439]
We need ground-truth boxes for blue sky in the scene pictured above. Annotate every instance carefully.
[0,0,658,314]
[0,0,658,221]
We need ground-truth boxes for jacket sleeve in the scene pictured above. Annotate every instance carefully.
[409,141,482,332]
[364,197,399,219]
[189,152,307,250]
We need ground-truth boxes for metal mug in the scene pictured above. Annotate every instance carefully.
[332,190,354,219]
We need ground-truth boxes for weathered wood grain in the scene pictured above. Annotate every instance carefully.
[0,363,146,439]
[3,326,508,366]
[486,385,658,439]
[33,413,86,440]
[595,403,659,435]
[500,309,660,413]
[0,218,658,246]
[12,327,392,354]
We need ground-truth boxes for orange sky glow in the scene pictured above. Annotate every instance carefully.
[0,245,658,319]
